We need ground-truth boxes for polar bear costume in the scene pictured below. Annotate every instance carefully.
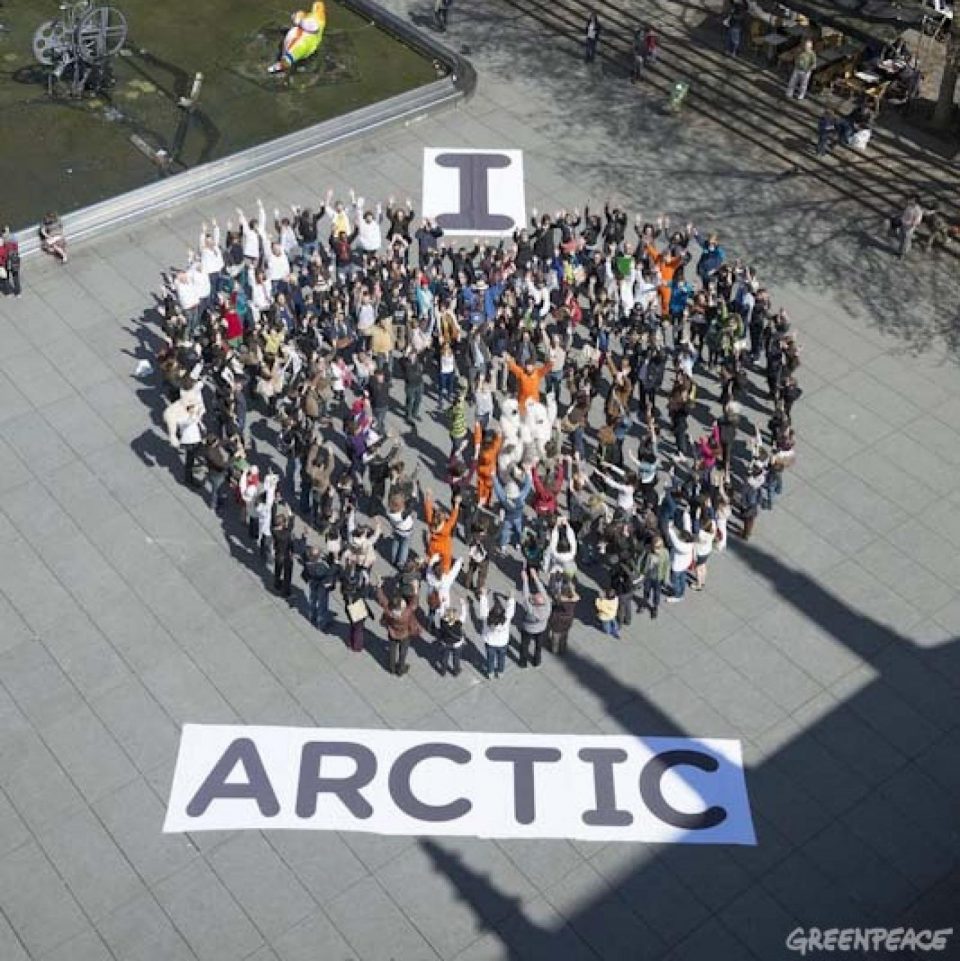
[522,394,559,462]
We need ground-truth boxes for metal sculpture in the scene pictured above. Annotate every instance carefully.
[33,1,128,97]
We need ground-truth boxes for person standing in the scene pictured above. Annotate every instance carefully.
[341,558,369,652]
[271,504,295,598]
[724,1,745,57]
[584,11,601,63]
[434,0,451,32]
[479,589,514,678]
[178,402,204,488]
[896,196,927,259]
[302,546,338,629]
[399,347,425,424]
[786,40,817,101]
[518,568,551,668]
[641,535,670,619]
[547,578,579,654]
[666,519,695,602]
[374,577,420,676]
[816,108,836,156]
[437,597,467,675]
[0,228,22,298]
[595,588,621,637]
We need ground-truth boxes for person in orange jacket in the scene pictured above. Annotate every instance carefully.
[424,489,460,573]
[473,423,502,507]
[646,242,684,317]
[506,354,552,413]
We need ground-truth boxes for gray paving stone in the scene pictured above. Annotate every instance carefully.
[94,777,199,886]
[761,851,859,928]
[716,627,822,715]
[209,834,317,942]
[0,372,34,428]
[42,396,117,458]
[590,845,709,948]
[91,676,181,774]
[0,902,30,961]
[811,702,909,786]
[495,837,584,892]
[803,821,917,917]
[543,860,666,961]
[269,908,355,961]
[36,806,146,922]
[0,638,84,729]
[325,875,441,961]
[154,859,265,961]
[37,611,132,701]
[42,702,139,802]
[377,839,538,959]
[266,832,369,906]
[838,794,954,891]
[681,651,786,739]
[668,917,758,961]
[39,927,114,961]
[0,841,89,957]
[0,539,82,634]
[0,411,77,476]
[97,892,197,961]
[0,438,32,497]
[140,650,237,725]
[720,885,799,961]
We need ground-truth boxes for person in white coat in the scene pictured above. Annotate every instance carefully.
[425,553,463,630]
[478,588,516,678]
[666,511,694,602]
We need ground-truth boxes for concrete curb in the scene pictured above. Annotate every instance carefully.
[18,0,475,256]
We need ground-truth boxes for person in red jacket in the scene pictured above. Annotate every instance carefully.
[531,460,566,519]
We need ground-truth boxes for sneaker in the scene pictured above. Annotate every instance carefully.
[398,664,410,676]
[666,596,683,604]
[650,608,658,619]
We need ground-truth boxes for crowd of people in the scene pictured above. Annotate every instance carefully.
[151,190,801,679]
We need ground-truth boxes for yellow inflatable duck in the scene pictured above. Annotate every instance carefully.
[268,2,326,74]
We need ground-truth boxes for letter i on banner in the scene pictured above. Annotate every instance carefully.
[421,148,526,237]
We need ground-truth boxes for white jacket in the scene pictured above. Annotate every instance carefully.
[668,525,695,573]
[479,593,516,649]
[357,217,383,253]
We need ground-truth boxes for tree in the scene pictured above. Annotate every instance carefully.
[932,28,960,128]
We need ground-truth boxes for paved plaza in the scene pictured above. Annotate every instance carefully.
[0,0,959,959]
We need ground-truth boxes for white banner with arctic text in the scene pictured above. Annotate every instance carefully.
[163,725,755,845]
